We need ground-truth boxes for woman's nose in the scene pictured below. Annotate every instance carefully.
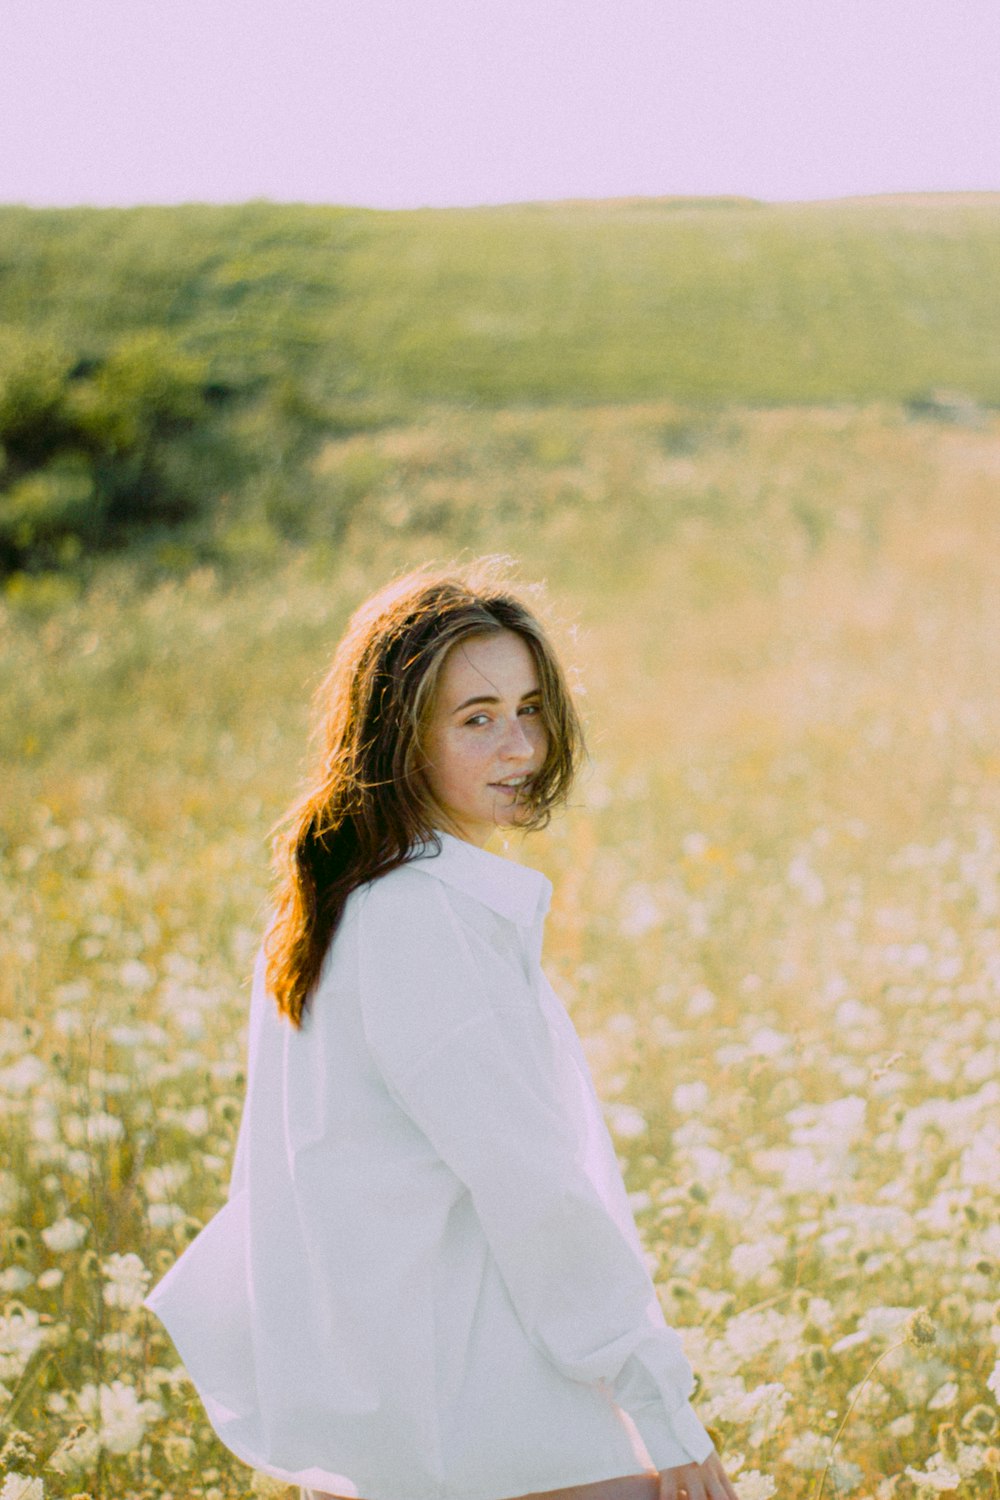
[501,716,538,757]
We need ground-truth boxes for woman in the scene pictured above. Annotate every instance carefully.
[143,556,738,1500]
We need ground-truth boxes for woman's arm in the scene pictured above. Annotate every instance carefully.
[357,870,714,1470]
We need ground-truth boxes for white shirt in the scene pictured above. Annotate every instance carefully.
[143,830,714,1500]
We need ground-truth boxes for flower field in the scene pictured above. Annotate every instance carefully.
[1,401,999,1498]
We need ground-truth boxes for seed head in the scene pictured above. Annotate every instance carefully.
[904,1306,937,1348]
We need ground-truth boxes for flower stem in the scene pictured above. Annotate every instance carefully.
[813,1338,906,1500]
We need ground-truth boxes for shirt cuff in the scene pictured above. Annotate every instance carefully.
[630,1398,715,1469]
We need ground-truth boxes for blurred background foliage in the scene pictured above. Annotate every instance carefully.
[0,194,998,586]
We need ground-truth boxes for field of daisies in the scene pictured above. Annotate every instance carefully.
[2,402,999,1500]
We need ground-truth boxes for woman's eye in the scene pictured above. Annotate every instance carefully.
[464,704,540,727]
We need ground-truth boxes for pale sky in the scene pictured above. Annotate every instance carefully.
[3,0,999,208]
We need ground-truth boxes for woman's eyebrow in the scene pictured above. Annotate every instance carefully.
[452,688,542,715]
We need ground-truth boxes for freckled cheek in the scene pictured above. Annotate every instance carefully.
[526,722,550,763]
[440,736,492,788]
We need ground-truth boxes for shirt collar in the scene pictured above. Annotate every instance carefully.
[406,828,552,928]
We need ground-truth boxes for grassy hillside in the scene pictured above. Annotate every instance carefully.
[2,194,999,584]
[332,193,1000,405]
[2,194,1000,408]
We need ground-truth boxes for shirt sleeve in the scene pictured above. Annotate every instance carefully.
[357,871,714,1470]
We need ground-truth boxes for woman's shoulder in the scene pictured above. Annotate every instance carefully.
[351,856,449,927]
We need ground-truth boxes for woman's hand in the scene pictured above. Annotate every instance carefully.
[657,1449,741,1500]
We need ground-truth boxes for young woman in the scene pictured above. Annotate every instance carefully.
[144,557,738,1500]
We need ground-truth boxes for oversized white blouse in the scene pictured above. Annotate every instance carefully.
[143,830,714,1500]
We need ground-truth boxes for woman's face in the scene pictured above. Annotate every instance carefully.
[420,629,549,848]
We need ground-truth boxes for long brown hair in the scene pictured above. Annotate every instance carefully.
[263,555,588,1027]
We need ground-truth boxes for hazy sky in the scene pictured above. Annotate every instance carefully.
[4,0,999,208]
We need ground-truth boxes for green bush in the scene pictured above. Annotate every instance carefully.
[68,331,207,456]
[0,331,78,467]
[0,455,94,562]
[0,329,227,571]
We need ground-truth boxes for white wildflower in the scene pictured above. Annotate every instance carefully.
[0,1268,33,1294]
[725,1310,799,1361]
[101,1252,150,1311]
[987,1358,1000,1402]
[928,1380,959,1410]
[181,1105,210,1136]
[734,1472,776,1500]
[685,1144,731,1183]
[747,1026,790,1058]
[147,1202,186,1229]
[0,1476,44,1500]
[904,1462,962,1492]
[672,1080,710,1113]
[788,852,825,906]
[686,986,716,1018]
[604,1103,647,1138]
[619,884,663,938]
[41,1216,88,1252]
[859,1306,915,1338]
[729,1234,786,1283]
[826,1460,865,1493]
[100,1327,145,1359]
[64,1111,124,1146]
[142,1160,190,1201]
[744,1381,792,1446]
[789,1094,867,1148]
[699,1374,750,1425]
[782,1430,830,1469]
[119,958,154,990]
[88,1110,125,1143]
[0,1305,47,1382]
[959,1125,1000,1187]
[99,1379,162,1453]
[74,1379,162,1455]
[803,1297,834,1329]
[0,1055,47,1096]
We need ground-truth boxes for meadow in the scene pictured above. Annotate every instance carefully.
[2,393,999,1499]
[2,193,1000,1500]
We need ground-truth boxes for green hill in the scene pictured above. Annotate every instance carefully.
[3,193,1000,406]
[1,194,998,579]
